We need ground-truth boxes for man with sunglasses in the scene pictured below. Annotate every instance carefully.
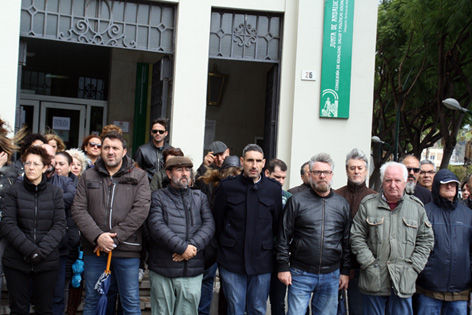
[401,155,432,205]
[133,118,172,181]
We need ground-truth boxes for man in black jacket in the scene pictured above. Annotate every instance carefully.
[213,144,282,315]
[147,156,214,314]
[401,155,432,205]
[133,118,172,181]
[276,152,351,315]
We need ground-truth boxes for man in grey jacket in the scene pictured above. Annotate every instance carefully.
[350,161,434,315]
[147,156,214,314]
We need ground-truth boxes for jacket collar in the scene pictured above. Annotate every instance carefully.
[309,187,334,198]
[95,155,134,177]
[23,173,47,193]
[347,180,369,194]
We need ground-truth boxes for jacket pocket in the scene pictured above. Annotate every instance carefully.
[398,261,418,296]
[402,217,418,256]
[366,217,384,244]
[258,197,274,219]
[226,197,245,218]
[359,260,381,292]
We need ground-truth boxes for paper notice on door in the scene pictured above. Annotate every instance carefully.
[52,116,71,130]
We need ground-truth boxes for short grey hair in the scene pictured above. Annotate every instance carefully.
[420,160,436,171]
[380,161,408,182]
[242,144,264,158]
[309,153,335,171]
[345,148,368,169]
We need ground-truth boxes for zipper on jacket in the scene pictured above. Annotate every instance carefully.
[319,198,326,274]
[108,176,117,230]
[181,189,190,276]
[32,186,39,272]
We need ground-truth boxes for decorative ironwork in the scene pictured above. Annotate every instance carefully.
[20,0,175,53]
[209,10,282,62]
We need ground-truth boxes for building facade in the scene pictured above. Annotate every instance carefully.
[1,0,378,189]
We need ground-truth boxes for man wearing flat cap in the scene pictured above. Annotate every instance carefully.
[146,156,215,314]
[195,141,231,196]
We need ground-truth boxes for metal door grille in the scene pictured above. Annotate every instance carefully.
[209,9,282,62]
[21,0,175,53]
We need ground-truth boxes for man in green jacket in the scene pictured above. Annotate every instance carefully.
[350,161,434,315]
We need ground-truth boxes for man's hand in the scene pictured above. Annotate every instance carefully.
[96,232,117,253]
[172,253,184,262]
[181,244,197,260]
[278,271,292,286]
[339,274,349,290]
[203,151,215,167]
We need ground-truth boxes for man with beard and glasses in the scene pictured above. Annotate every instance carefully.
[72,132,150,314]
[213,144,282,315]
[350,162,434,315]
[401,155,432,205]
[276,153,351,315]
[146,156,214,314]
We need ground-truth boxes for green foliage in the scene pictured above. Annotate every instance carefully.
[448,164,472,183]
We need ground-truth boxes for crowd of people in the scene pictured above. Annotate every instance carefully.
[0,116,471,315]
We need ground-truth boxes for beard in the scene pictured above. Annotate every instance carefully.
[171,175,189,189]
[310,178,332,194]
[406,181,416,194]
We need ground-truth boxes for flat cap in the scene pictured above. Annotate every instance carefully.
[209,141,228,154]
[165,156,193,171]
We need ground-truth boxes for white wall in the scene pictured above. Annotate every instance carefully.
[0,2,21,132]
[277,0,379,189]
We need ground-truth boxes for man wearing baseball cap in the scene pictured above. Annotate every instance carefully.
[416,169,472,314]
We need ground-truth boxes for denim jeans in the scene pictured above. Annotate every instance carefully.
[415,293,467,315]
[287,267,340,315]
[219,266,271,315]
[83,254,140,315]
[199,262,218,315]
[363,289,412,315]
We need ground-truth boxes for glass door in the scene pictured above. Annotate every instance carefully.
[40,102,86,149]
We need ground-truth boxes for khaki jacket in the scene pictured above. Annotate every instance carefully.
[350,192,434,298]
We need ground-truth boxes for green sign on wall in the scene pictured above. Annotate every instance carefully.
[320,0,355,119]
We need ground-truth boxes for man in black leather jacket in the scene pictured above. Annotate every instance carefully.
[133,118,172,181]
[276,152,351,315]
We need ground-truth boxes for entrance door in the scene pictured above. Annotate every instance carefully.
[40,102,86,149]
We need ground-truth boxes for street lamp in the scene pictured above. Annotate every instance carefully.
[442,98,472,116]
[372,136,396,161]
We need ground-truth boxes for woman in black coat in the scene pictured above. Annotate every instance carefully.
[1,146,66,314]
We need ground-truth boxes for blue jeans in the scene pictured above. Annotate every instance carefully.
[269,272,287,315]
[363,289,412,315]
[416,293,467,315]
[287,267,340,315]
[219,266,271,315]
[83,254,140,315]
[198,262,217,315]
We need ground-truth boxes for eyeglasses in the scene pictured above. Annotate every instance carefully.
[419,170,435,175]
[88,142,102,148]
[310,170,333,176]
[407,167,420,173]
[152,129,166,135]
[25,161,44,168]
